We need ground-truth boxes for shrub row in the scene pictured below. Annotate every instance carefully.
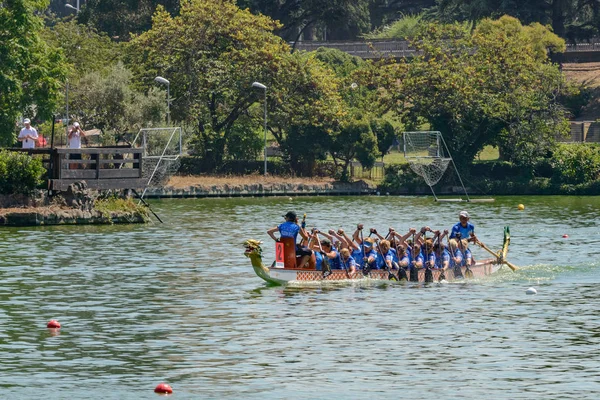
[0,150,45,195]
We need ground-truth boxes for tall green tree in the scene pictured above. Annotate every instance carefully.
[329,117,378,181]
[238,0,371,41]
[388,16,569,167]
[78,0,180,40]
[67,63,166,141]
[127,0,292,167]
[0,0,66,145]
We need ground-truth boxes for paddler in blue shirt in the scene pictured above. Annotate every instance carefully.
[376,240,395,271]
[267,211,312,268]
[449,211,476,249]
[319,239,342,269]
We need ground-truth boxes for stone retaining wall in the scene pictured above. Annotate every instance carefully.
[143,181,377,198]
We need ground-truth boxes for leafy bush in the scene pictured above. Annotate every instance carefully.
[0,150,45,194]
[550,143,600,184]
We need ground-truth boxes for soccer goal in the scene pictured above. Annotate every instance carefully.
[131,127,183,198]
[403,131,470,202]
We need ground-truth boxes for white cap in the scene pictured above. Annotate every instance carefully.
[73,122,80,127]
[23,118,31,124]
[459,211,469,218]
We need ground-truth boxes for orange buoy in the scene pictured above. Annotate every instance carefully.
[154,383,173,394]
[47,320,61,329]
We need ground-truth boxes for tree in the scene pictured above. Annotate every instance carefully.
[238,0,371,41]
[371,118,397,160]
[265,52,345,175]
[329,117,378,181]
[42,20,119,76]
[389,16,569,167]
[127,0,292,168]
[78,0,180,41]
[0,0,66,145]
[67,63,166,141]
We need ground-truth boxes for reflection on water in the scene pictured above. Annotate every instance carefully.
[0,195,599,399]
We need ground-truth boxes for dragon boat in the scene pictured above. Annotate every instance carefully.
[244,227,514,285]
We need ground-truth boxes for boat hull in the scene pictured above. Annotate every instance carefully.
[257,259,502,285]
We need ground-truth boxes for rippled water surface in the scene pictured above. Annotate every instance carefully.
[1,195,600,399]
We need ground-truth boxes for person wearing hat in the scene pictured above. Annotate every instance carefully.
[18,119,39,149]
[68,122,86,169]
[68,122,86,149]
[449,210,475,250]
[267,211,312,268]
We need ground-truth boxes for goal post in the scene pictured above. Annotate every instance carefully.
[132,127,183,197]
[403,131,470,201]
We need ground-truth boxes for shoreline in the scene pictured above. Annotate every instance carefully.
[144,175,378,198]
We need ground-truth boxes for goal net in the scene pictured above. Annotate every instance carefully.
[132,127,183,189]
[403,131,452,186]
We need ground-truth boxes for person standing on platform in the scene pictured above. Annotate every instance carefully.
[68,122,86,169]
[17,119,38,149]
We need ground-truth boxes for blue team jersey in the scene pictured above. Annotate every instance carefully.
[435,249,451,268]
[340,256,357,271]
[328,246,342,269]
[377,250,395,269]
[425,251,436,268]
[450,221,475,240]
[278,221,300,242]
[315,251,323,271]
[413,249,425,268]
[398,253,410,267]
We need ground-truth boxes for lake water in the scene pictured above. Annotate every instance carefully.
[1,195,599,399]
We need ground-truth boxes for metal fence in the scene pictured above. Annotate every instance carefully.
[350,161,385,181]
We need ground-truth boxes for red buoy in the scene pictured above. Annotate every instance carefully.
[47,320,61,329]
[154,383,173,394]
[562,234,569,238]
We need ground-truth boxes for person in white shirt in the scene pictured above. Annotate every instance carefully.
[18,119,38,149]
[68,122,85,149]
[68,122,86,169]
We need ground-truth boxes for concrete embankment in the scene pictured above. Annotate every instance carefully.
[143,180,377,198]
[0,183,148,226]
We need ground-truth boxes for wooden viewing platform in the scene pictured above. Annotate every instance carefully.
[9,147,144,191]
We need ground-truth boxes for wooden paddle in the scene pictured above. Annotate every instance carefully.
[457,234,474,279]
[477,240,519,272]
[423,231,433,283]
[435,232,446,282]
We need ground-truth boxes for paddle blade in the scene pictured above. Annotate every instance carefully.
[504,260,519,271]
[465,267,474,279]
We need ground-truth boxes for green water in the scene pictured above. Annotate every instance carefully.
[1,195,599,399]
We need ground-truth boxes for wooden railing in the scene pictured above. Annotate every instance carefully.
[7,147,143,191]
[48,147,144,190]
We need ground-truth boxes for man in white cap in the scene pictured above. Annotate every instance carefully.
[17,119,38,149]
[449,210,475,249]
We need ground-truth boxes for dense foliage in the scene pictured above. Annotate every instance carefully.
[1,0,67,145]
[0,150,45,194]
[4,0,600,188]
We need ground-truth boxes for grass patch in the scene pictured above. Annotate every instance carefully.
[94,197,147,215]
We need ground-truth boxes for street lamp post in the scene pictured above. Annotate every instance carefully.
[252,81,267,176]
[154,76,170,125]
[65,0,80,12]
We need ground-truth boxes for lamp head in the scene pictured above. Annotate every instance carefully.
[252,82,267,90]
[154,76,170,85]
